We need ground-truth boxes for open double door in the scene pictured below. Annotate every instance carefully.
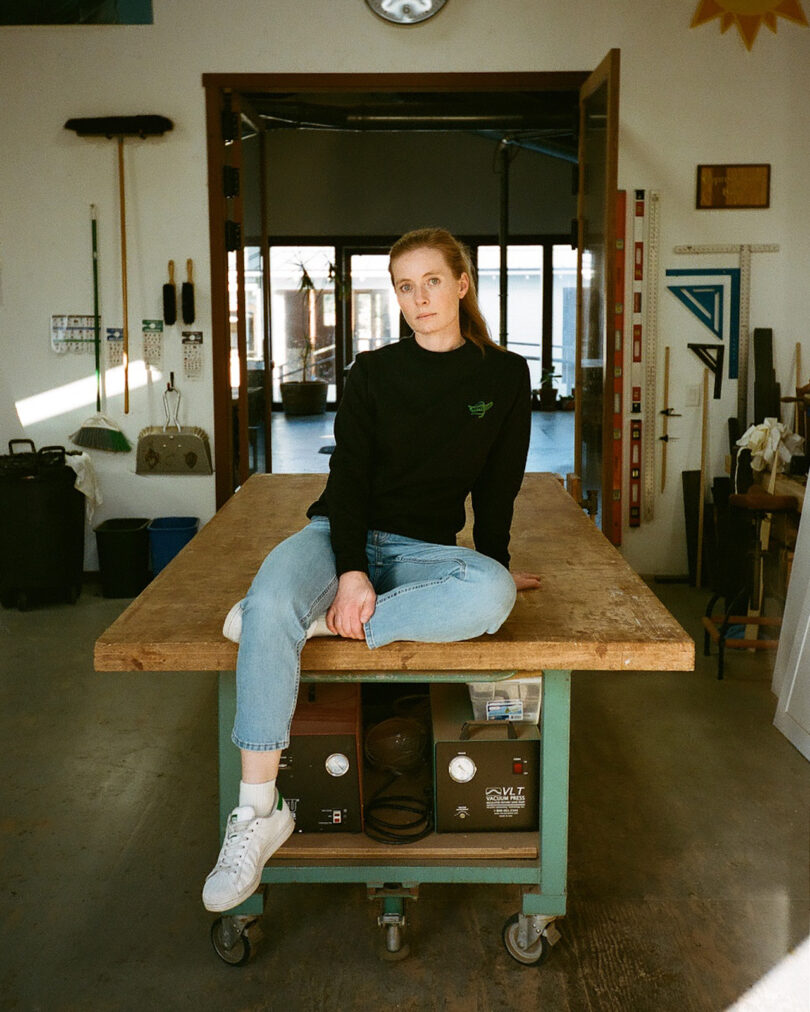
[205,53,621,543]
[575,49,621,544]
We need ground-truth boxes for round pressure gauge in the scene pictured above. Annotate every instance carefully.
[325,752,350,778]
[365,0,447,25]
[448,754,477,784]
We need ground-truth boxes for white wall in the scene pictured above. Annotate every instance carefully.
[1,1,808,572]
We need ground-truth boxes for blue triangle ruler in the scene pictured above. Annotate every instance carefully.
[668,284,724,338]
[665,268,740,378]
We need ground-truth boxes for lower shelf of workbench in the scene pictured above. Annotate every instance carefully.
[273,830,538,863]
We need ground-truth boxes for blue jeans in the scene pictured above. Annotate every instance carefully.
[232,517,517,751]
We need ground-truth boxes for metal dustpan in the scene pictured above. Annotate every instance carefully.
[136,376,213,475]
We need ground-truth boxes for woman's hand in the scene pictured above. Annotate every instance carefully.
[512,571,541,592]
[326,570,377,639]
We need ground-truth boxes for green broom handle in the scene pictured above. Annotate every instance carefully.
[118,137,130,414]
[91,204,101,412]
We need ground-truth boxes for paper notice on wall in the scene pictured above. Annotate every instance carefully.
[51,314,94,354]
[182,330,204,379]
[106,328,124,367]
[142,319,163,368]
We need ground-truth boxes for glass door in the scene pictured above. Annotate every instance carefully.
[477,245,543,387]
[476,243,579,399]
[576,49,621,543]
[228,245,266,474]
[347,252,402,364]
[268,246,338,403]
[552,244,580,399]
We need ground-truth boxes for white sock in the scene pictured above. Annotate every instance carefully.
[307,614,337,639]
[224,607,337,645]
[238,778,276,818]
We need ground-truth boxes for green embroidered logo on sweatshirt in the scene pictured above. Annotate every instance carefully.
[468,400,493,419]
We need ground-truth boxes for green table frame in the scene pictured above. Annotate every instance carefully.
[214,667,571,962]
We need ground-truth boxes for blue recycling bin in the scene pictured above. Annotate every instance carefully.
[148,516,199,575]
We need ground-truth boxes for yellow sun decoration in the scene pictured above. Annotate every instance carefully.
[692,0,808,49]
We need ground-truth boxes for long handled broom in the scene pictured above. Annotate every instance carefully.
[65,115,174,417]
[70,204,132,452]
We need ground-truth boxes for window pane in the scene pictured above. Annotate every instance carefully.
[243,246,264,363]
[227,250,240,392]
[551,245,578,398]
[477,245,543,389]
[350,254,400,358]
[269,246,336,401]
[227,246,268,475]
[227,247,265,386]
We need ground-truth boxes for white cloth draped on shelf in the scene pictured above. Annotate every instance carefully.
[65,451,103,521]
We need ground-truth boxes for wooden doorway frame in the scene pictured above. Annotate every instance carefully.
[203,71,590,509]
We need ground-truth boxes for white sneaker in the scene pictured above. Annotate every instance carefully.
[222,601,243,643]
[202,795,295,912]
[221,603,337,644]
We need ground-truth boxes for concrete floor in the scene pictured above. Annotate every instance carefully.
[1,577,808,1010]
[263,409,575,476]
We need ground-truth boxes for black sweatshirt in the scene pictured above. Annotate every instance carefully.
[307,336,531,575]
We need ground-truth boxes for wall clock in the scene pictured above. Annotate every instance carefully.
[365,0,448,25]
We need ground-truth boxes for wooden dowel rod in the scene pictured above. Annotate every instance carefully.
[696,368,709,590]
[661,346,670,493]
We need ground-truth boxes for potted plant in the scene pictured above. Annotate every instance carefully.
[280,262,330,416]
[534,367,561,411]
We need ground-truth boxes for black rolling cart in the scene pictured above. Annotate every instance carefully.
[0,440,85,611]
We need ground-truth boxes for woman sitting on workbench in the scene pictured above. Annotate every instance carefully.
[203,227,540,913]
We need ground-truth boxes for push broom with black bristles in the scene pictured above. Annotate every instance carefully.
[70,204,131,452]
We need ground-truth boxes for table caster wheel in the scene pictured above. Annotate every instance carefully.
[378,921,410,962]
[211,916,257,966]
[377,909,410,961]
[502,913,550,967]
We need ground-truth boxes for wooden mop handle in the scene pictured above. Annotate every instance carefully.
[118,136,130,414]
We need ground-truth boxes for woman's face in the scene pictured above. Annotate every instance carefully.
[390,247,469,344]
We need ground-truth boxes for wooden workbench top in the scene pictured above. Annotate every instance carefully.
[94,473,694,674]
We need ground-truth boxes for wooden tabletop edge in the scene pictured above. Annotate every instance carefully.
[94,638,695,673]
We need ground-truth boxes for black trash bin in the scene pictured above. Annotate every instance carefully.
[94,518,151,598]
[0,441,85,610]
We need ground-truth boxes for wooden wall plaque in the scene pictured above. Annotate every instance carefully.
[696,164,770,209]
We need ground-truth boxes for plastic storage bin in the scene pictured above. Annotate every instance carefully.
[0,441,84,610]
[148,516,199,574]
[95,518,151,598]
[466,677,542,723]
